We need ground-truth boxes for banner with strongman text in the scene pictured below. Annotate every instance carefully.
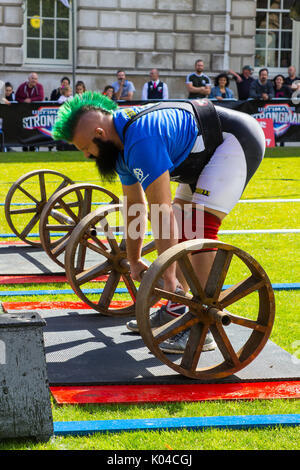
[0,99,300,148]
[0,102,60,147]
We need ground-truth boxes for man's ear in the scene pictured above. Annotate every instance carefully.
[95,127,105,139]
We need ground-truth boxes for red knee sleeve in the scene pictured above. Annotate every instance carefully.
[202,210,221,240]
[178,208,221,252]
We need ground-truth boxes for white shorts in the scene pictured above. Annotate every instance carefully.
[175,132,248,214]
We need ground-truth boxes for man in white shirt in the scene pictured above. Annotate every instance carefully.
[141,69,169,100]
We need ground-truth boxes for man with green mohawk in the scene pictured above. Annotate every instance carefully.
[52,91,265,354]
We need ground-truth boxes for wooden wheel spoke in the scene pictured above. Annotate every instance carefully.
[39,172,47,202]
[9,206,37,215]
[177,253,206,300]
[122,273,138,301]
[17,185,39,204]
[141,240,156,256]
[75,243,87,272]
[20,212,40,238]
[75,239,86,271]
[205,249,233,299]
[153,312,199,344]
[153,287,194,310]
[52,198,80,224]
[181,323,209,371]
[225,311,267,333]
[51,236,71,257]
[75,260,111,286]
[51,178,70,196]
[83,239,112,259]
[219,275,265,308]
[81,188,93,217]
[98,270,121,310]
[87,235,110,252]
[210,323,240,367]
[99,218,120,253]
[45,224,73,232]
[54,200,81,211]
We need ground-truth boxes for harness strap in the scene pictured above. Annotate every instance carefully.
[121,99,223,188]
[122,99,222,151]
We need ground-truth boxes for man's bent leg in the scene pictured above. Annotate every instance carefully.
[159,133,249,353]
[173,200,225,291]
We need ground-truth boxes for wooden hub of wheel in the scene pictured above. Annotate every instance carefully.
[136,239,275,380]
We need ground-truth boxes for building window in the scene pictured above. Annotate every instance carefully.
[25,0,71,64]
[256,0,294,69]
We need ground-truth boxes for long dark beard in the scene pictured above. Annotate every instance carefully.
[89,137,119,182]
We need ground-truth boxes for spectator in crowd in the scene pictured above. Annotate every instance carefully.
[1,82,16,104]
[102,85,115,100]
[209,73,234,101]
[15,72,44,151]
[185,59,211,99]
[284,65,300,93]
[228,65,255,100]
[249,68,274,100]
[273,74,292,98]
[15,72,44,103]
[141,68,169,100]
[75,80,87,96]
[50,76,71,101]
[112,70,135,101]
[57,85,73,104]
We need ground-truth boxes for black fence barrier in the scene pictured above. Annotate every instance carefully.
[1,98,300,150]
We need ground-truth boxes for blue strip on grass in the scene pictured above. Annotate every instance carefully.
[53,414,300,436]
[1,228,300,238]
[1,283,299,296]
[0,288,129,296]
[0,232,153,237]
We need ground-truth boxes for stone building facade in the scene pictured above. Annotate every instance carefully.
[0,0,299,99]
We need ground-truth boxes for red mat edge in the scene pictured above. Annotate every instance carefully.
[50,381,300,404]
[0,274,108,285]
[2,300,166,311]
[1,300,134,310]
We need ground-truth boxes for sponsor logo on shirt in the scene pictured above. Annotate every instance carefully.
[133,168,149,185]
[122,104,154,120]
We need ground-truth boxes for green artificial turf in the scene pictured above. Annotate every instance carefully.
[0,149,299,450]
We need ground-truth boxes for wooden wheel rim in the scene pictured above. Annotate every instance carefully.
[65,204,156,317]
[39,183,120,268]
[4,169,74,246]
[136,239,275,380]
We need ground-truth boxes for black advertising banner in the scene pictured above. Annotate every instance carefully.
[0,99,300,148]
[234,99,300,143]
[0,102,60,147]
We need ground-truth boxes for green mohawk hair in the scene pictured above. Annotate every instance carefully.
[52,91,118,142]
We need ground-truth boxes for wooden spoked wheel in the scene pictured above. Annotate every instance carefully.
[65,204,156,316]
[136,239,275,380]
[39,183,120,268]
[4,169,74,246]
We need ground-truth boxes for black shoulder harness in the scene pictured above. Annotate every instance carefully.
[122,99,223,186]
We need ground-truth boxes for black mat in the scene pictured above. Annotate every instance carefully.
[5,307,300,385]
[0,244,105,275]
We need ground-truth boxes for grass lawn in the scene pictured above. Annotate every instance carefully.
[0,147,299,450]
